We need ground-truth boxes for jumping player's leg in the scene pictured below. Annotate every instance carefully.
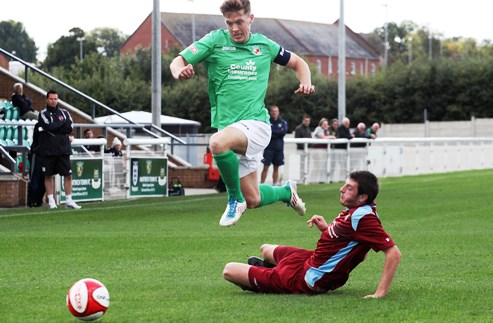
[212,121,305,227]
[210,126,247,203]
[210,126,249,226]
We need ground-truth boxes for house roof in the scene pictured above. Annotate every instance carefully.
[161,12,380,60]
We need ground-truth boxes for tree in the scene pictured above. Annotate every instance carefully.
[42,27,98,70]
[0,20,37,62]
[86,28,127,57]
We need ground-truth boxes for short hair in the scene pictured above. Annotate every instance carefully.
[220,0,251,15]
[302,114,311,120]
[46,89,58,98]
[13,83,23,94]
[84,128,93,135]
[318,117,328,126]
[349,170,379,204]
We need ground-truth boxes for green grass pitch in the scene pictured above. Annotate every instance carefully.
[1,170,492,322]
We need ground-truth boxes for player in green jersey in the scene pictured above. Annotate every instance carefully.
[170,0,315,226]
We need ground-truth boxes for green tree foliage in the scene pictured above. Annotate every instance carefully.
[86,28,127,57]
[26,19,493,133]
[0,20,37,62]
[43,27,98,70]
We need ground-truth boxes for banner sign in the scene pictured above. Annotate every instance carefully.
[129,157,168,197]
[60,158,104,202]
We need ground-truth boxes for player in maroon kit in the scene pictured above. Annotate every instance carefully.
[222,170,401,298]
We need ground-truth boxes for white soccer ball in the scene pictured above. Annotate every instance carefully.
[67,278,110,321]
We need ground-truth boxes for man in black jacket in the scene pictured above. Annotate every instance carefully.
[27,123,45,207]
[38,90,81,209]
[294,114,312,150]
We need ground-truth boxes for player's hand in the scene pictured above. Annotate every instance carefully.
[294,83,315,96]
[178,64,195,80]
[307,215,328,231]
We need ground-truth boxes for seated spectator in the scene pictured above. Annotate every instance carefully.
[108,137,123,157]
[11,83,38,120]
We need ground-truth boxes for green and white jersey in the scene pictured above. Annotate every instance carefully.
[180,29,282,130]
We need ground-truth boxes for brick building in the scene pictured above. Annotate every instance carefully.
[121,12,381,78]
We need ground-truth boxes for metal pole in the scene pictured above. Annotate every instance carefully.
[151,0,162,133]
[189,0,196,42]
[76,37,85,61]
[408,37,412,64]
[428,34,433,60]
[383,4,388,66]
[337,0,346,122]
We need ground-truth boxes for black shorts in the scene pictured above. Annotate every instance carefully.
[41,155,72,176]
[262,149,284,166]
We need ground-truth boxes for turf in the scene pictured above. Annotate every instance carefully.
[1,170,492,322]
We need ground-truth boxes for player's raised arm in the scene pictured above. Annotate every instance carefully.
[170,56,195,81]
[285,52,315,95]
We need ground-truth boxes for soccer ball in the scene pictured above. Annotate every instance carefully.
[67,278,110,321]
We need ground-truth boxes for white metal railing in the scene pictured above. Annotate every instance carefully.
[283,137,493,184]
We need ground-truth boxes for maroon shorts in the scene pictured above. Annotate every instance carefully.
[248,246,317,294]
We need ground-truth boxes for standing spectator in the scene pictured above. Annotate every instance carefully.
[328,118,339,138]
[367,123,380,139]
[11,83,38,120]
[170,0,314,227]
[261,106,287,186]
[312,118,333,149]
[27,122,45,207]
[353,122,367,138]
[310,118,332,183]
[294,114,312,150]
[38,90,81,209]
[351,122,368,148]
[82,128,100,152]
[337,117,353,140]
[223,170,401,296]
[108,137,123,157]
[294,114,312,183]
[334,117,353,149]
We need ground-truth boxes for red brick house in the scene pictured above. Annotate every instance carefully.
[121,12,381,78]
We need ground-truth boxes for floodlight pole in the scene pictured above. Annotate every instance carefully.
[383,4,388,66]
[337,0,346,122]
[151,0,162,133]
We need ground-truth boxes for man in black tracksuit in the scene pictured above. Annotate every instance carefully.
[38,90,81,209]
[260,105,288,186]
[27,123,45,207]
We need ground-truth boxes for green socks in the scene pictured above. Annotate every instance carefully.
[213,150,244,202]
[213,150,291,207]
[258,184,291,207]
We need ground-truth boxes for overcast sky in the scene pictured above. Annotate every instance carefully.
[2,0,490,60]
